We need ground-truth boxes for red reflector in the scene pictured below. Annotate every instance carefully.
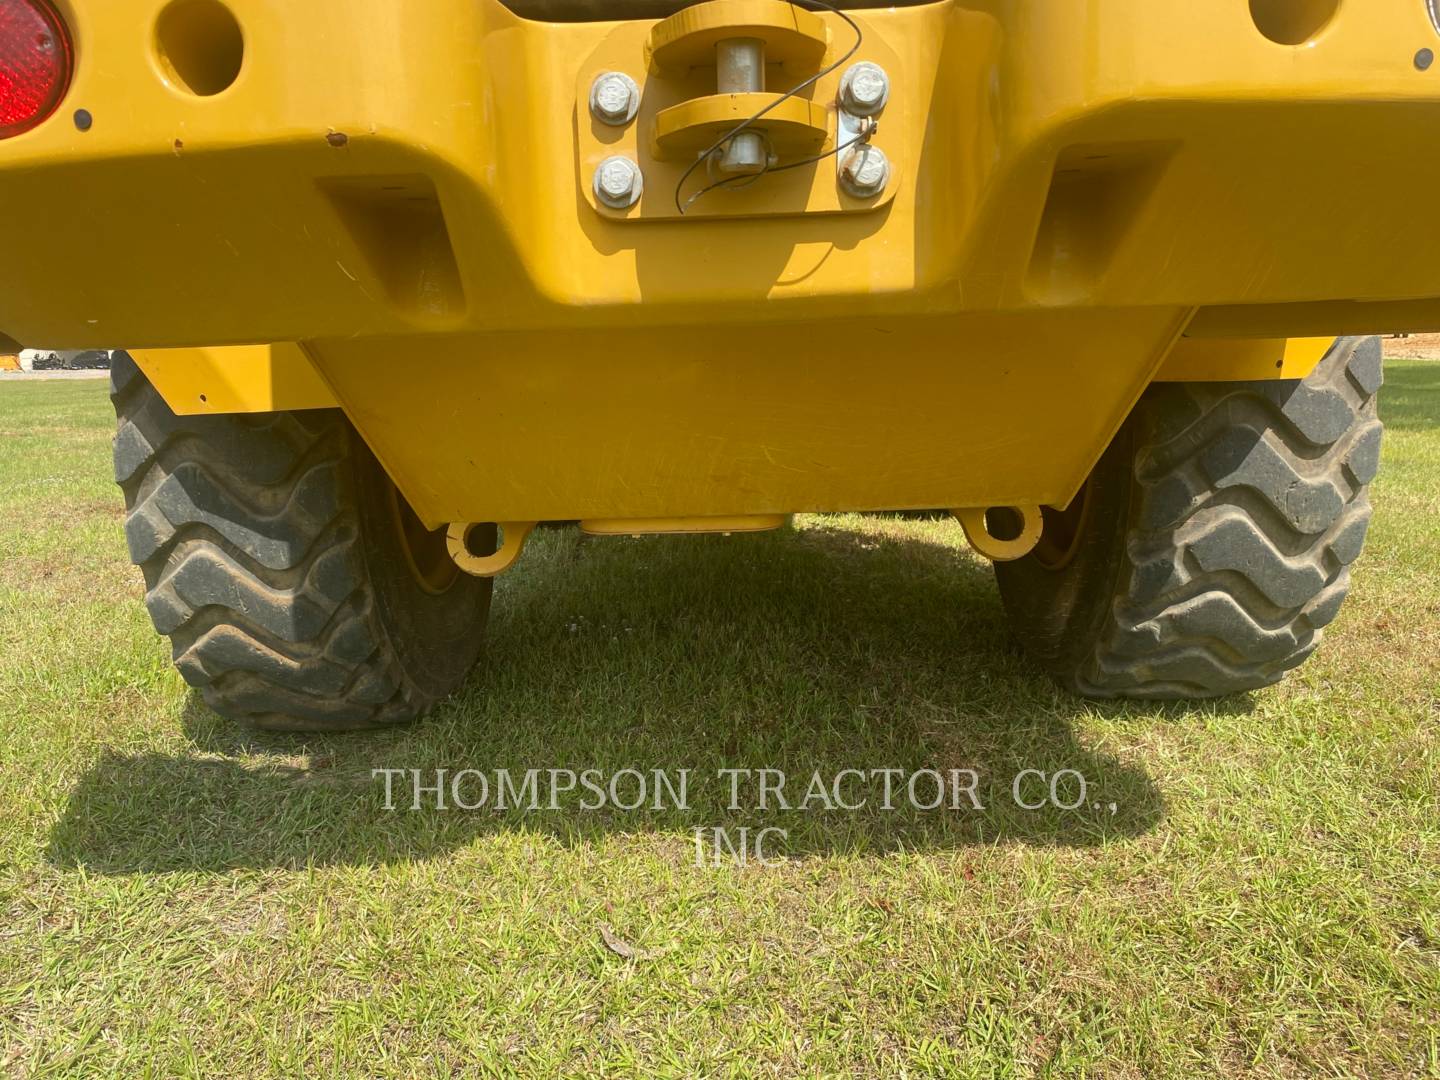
[0,0,72,139]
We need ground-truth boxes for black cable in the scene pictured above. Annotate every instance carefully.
[679,120,876,215]
[674,0,865,215]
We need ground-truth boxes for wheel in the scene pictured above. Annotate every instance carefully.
[996,336,1384,699]
[110,352,493,731]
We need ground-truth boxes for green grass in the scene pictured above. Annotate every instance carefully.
[1,369,1437,1077]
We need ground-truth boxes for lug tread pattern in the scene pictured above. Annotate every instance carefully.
[110,352,434,730]
[1080,336,1382,697]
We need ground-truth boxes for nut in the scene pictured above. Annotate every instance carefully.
[590,72,641,126]
[840,62,889,116]
[839,144,890,198]
[594,155,644,209]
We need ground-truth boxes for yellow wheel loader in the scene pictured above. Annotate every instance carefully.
[0,0,1426,729]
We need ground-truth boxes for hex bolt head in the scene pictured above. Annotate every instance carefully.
[839,144,890,198]
[840,62,890,116]
[594,155,644,209]
[590,71,641,126]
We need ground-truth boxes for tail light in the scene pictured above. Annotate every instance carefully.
[0,0,72,139]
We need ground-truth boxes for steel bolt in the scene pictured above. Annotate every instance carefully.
[594,155,644,209]
[840,62,890,116]
[590,71,640,126]
[839,144,890,198]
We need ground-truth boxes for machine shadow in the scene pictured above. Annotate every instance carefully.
[48,518,1251,874]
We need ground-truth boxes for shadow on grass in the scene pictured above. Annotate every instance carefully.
[48,519,1253,873]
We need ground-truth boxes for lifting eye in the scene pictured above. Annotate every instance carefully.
[446,522,537,578]
[952,506,1045,563]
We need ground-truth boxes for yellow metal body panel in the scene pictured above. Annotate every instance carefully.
[1156,337,1334,383]
[130,345,338,415]
[4,1,1439,343]
[0,1,1437,525]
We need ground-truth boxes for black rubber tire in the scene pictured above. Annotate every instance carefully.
[110,352,493,731]
[996,336,1384,699]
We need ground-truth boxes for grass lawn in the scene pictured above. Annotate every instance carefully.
[1,366,1437,1077]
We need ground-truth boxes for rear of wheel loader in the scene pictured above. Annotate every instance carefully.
[0,0,1433,728]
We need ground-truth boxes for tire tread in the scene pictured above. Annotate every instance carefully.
[111,352,442,730]
[1075,336,1382,697]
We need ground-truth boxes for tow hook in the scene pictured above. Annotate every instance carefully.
[952,507,1044,562]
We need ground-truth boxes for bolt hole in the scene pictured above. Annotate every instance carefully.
[155,0,244,97]
[985,507,1026,543]
[464,523,500,559]
[1249,0,1340,45]
[198,393,207,402]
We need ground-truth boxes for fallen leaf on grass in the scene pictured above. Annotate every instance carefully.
[599,922,641,960]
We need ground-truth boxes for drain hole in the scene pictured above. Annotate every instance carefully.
[155,0,244,96]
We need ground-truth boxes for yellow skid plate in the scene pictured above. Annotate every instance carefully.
[310,308,1191,526]
[581,515,789,535]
